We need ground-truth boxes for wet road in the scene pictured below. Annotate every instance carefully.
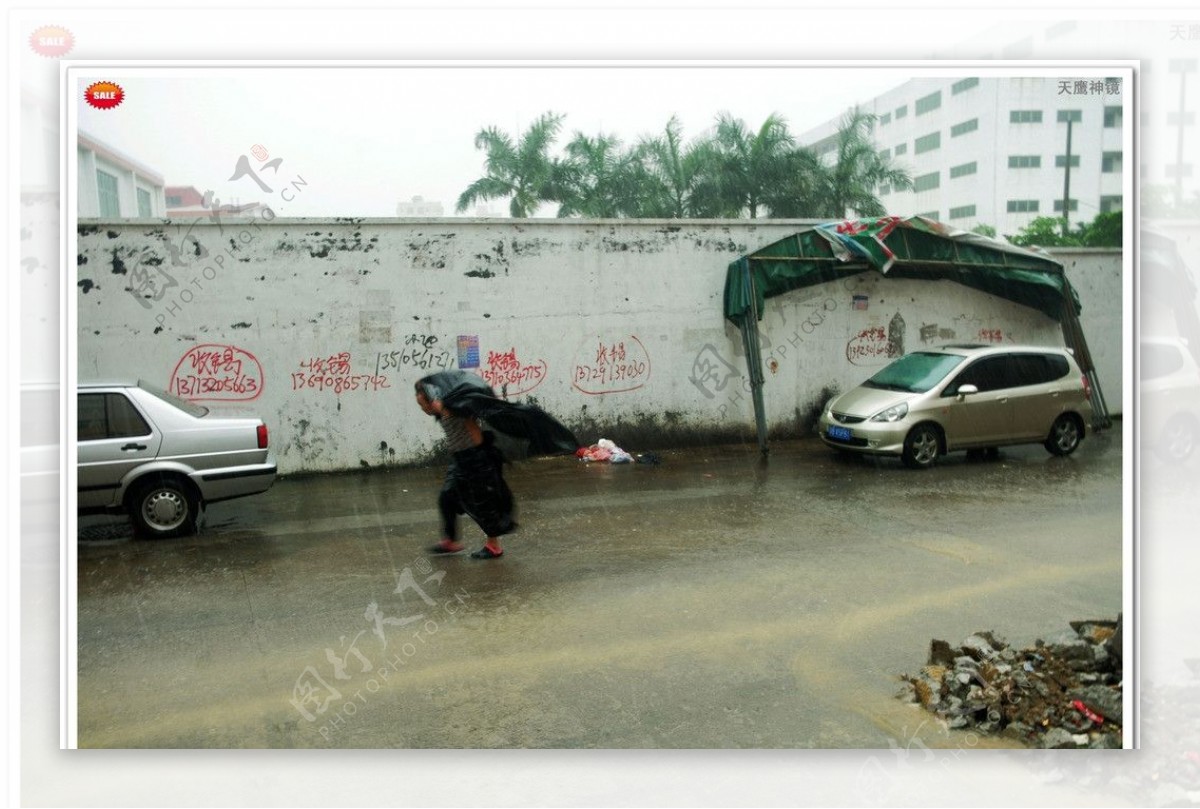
[75,428,1126,748]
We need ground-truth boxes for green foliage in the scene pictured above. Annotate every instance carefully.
[971,223,997,238]
[1006,211,1122,248]
[455,112,571,218]
[459,108,911,220]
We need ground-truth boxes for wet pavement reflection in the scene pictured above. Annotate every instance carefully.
[76,428,1127,748]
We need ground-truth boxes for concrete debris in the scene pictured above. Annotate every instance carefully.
[899,615,1123,749]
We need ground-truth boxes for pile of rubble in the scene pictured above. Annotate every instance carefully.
[898,616,1123,749]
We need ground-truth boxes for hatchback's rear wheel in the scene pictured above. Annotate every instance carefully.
[1044,414,1082,456]
[128,475,199,538]
[902,424,941,469]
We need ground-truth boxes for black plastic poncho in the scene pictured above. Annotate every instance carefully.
[416,370,579,456]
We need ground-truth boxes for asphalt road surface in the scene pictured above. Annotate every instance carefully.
[73,427,1126,749]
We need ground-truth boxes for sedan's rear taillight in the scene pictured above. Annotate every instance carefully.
[1081,375,1092,400]
[257,424,269,449]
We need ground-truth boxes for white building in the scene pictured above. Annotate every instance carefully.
[395,195,444,217]
[798,76,1125,237]
[77,131,166,218]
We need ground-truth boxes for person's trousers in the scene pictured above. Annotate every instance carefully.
[437,439,515,540]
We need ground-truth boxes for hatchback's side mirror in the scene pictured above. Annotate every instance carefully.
[956,383,979,401]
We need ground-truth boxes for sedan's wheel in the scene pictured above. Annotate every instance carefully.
[902,424,941,469]
[1044,414,1082,456]
[1158,414,1197,463]
[129,476,199,538]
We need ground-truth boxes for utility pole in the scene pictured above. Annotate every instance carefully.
[1061,116,1074,239]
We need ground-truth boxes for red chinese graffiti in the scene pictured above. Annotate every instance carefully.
[572,335,651,395]
[846,326,900,366]
[291,351,390,395]
[169,344,264,401]
[479,348,547,396]
[977,328,1006,344]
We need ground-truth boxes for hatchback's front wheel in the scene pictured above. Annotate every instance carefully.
[128,475,199,538]
[1044,414,1083,456]
[902,424,941,469]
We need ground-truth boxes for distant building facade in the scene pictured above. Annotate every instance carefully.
[164,185,265,218]
[77,131,167,218]
[396,196,445,217]
[797,76,1126,237]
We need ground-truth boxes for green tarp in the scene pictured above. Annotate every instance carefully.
[724,215,1082,325]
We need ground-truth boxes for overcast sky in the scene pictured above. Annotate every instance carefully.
[75,65,930,217]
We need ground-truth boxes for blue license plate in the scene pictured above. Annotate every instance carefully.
[827,425,852,441]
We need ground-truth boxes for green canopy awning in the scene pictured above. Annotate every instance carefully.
[722,215,1107,454]
[724,215,1082,324]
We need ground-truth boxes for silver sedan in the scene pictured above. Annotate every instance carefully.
[77,380,277,537]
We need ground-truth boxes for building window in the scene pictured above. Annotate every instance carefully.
[880,112,892,126]
[1104,106,1123,128]
[1057,109,1083,123]
[1100,196,1123,213]
[895,104,908,119]
[1007,199,1039,213]
[136,188,152,217]
[1102,151,1123,173]
[894,143,908,156]
[879,147,891,160]
[1052,199,1079,212]
[913,171,940,193]
[96,170,120,217]
[914,132,942,154]
[949,204,977,219]
[1008,155,1042,169]
[950,161,978,179]
[879,185,891,196]
[166,194,182,206]
[951,77,980,95]
[950,118,979,137]
[915,91,942,116]
[1010,110,1043,124]
[1055,155,1082,168]
[916,211,939,221]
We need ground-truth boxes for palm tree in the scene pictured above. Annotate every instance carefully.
[633,115,722,218]
[557,132,640,218]
[709,112,798,218]
[817,108,913,219]
[456,112,569,218]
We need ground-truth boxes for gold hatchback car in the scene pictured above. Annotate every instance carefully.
[818,344,1094,468]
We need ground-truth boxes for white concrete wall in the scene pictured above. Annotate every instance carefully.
[75,218,1123,474]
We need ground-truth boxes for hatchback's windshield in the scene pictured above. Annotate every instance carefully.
[865,352,967,393]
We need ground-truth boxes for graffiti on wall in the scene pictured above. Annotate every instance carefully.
[479,348,547,396]
[846,312,907,366]
[375,334,455,375]
[572,336,651,395]
[845,326,899,366]
[293,352,391,394]
[919,323,958,343]
[169,344,264,401]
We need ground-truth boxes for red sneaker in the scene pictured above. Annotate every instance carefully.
[429,540,464,554]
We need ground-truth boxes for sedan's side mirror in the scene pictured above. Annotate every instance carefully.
[956,383,979,401]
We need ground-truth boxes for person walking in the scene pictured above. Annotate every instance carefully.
[415,370,578,560]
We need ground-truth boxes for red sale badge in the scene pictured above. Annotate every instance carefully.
[29,25,74,57]
[85,81,124,110]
